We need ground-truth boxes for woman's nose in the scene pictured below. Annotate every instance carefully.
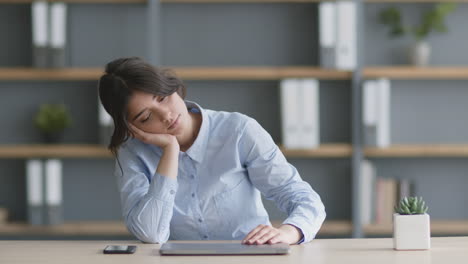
[156,107,172,124]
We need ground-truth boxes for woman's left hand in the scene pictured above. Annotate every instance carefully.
[242,224,302,245]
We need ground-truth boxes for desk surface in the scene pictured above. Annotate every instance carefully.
[1,237,467,264]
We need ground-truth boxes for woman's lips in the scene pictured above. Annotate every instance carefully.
[168,114,181,130]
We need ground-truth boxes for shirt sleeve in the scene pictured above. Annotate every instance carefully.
[238,118,326,243]
[115,143,178,244]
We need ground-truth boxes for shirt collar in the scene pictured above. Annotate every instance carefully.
[184,101,209,164]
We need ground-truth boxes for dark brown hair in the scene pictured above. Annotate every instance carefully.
[98,57,186,156]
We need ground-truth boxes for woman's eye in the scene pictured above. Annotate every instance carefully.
[158,96,167,102]
[141,113,151,123]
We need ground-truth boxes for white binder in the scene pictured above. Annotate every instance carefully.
[319,2,337,68]
[301,79,320,149]
[280,79,301,149]
[336,1,357,70]
[26,159,44,225]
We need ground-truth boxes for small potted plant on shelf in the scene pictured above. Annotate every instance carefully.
[393,196,430,250]
[34,103,72,143]
[379,3,457,66]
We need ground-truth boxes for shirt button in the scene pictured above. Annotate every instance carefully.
[191,193,195,198]
[170,190,175,195]
[198,218,203,223]
[203,235,208,239]
[191,175,195,179]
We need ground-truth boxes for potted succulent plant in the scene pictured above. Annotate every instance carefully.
[393,196,430,250]
[34,103,72,143]
[379,3,457,66]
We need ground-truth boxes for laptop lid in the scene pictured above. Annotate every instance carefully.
[159,242,290,255]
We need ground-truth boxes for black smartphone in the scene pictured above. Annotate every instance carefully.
[103,245,137,254]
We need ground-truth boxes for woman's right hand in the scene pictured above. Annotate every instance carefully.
[129,123,179,150]
[130,123,179,179]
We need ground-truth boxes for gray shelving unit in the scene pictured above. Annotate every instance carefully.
[1,0,467,239]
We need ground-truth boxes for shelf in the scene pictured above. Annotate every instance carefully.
[316,220,352,235]
[4,66,450,82]
[172,67,351,80]
[363,66,468,80]
[2,0,467,4]
[0,220,351,236]
[0,221,129,236]
[5,143,468,159]
[164,0,468,2]
[364,220,468,235]
[0,0,323,3]
[162,0,324,3]
[0,144,352,159]
[0,68,103,81]
[366,0,467,2]
[0,67,351,81]
[280,144,352,158]
[364,144,468,158]
[0,0,146,3]
[0,145,112,159]
[273,220,351,236]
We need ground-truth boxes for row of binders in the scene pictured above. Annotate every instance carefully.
[360,160,415,225]
[280,78,391,149]
[31,1,67,68]
[26,159,63,225]
[319,1,357,70]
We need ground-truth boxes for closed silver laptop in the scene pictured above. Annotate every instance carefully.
[159,242,290,255]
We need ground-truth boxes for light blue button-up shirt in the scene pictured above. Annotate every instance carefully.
[115,101,326,244]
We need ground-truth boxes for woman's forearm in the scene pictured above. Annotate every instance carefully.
[156,142,180,179]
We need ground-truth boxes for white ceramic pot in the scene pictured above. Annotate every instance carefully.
[393,213,431,250]
[409,41,431,66]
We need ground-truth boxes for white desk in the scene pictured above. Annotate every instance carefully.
[1,237,467,264]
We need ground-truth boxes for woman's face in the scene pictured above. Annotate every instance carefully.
[127,90,188,136]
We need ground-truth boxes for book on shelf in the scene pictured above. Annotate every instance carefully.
[377,78,391,148]
[360,160,416,225]
[336,0,357,70]
[0,207,8,225]
[280,79,301,149]
[301,79,320,149]
[31,1,49,68]
[45,159,63,225]
[26,159,44,225]
[362,78,391,148]
[374,177,415,224]
[50,2,67,68]
[398,178,415,200]
[375,177,397,224]
[360,159,376,226]
[362,80,377,146]
[280,78,320,149]
[318,2,336,69]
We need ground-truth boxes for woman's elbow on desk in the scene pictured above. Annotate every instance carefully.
[126,220,170,244]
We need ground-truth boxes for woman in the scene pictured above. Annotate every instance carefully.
[98,57,325,245]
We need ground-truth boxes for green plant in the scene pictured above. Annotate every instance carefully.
[34,104,72,134]
[379,3,457,41]
[395,196,429,215]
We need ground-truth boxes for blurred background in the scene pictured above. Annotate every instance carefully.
[0,0,467,240]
